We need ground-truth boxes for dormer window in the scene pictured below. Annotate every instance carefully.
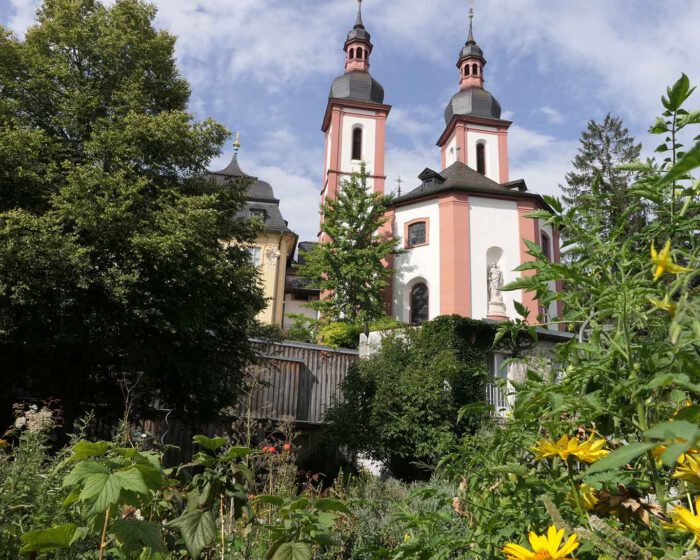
[250,208,266,221]
[352,127,363,161]
[476,142,486,175]
[406,219,429,248]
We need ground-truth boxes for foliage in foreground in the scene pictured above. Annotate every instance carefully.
[0,0,265,421]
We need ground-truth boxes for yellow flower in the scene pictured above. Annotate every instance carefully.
[652,444,700,467]
[651,240,692,281]
[578,484,598,511]
[665,498,700,540]
[648,296,677,318]
[672,453,700,486]
[503,525,579,559]
[533,434,608,464]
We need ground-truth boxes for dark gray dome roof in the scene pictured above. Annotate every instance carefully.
[329,71,384,104]
[444,87,501,123]
[346,26,371,44]
[459,42,483,60]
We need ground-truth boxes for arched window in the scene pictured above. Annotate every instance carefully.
[472,63,478,75]
[464,65,470,76]
[352,127,362,161]
[357,48,363,60]
[410,284,429,325]
[364,49,369,59]
[349,48,355,59]
[406,220,427,247]
[540,232,551,261]
[476,142,486,175]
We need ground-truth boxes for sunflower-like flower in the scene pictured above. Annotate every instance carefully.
[665,498,700,540]
[503,525,579,559]
[672,453,700,486]
[651,240,692,281]
[648,295,677,318]
[578,483,599,511]
[533,434,608,464]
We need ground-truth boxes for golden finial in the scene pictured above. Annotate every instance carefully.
[233,132,241,155]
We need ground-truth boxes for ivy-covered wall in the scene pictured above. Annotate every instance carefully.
[325,315,497,480]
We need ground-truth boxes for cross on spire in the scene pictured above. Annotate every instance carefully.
[396,176,403,197]
[233,132,241,158]
[467,5,476,45]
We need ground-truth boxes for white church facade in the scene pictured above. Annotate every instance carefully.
[319,3,563,330]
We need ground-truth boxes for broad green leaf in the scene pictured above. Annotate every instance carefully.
[678,110,700,128]
[513,300,529,319]
[113,467,149,495]
[673,405,700,424]
[111,519,165,555]
[271,542,312,560]
[168,510,216,558]
[63,461,109,487]
[79,472,122,513]
[645,420,700,446]
[655,141,700,186]
[315,498,351,514]
[68,441,110,462]
[220,446,256,462]
[649,117,668,134]
[585,442,657,475]
[20,524,78,555]
[253,494,285,507]
[192,435,226,452]
[666,73,695,111]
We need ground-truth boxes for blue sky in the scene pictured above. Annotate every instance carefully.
[3,0,699,242]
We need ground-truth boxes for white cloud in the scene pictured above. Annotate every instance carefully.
[508,125,578,198]
[7,0,40,36]
[534,106,566,125]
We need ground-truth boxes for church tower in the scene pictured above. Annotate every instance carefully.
[437,9,511,183]
[320,0,391,213]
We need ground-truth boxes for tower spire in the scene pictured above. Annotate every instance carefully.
[466,7,475,45]
[233,132,241,160]
[355,0,364,29]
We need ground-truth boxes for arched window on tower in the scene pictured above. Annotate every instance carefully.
[352,127,363,161]
[410,283,429,325]
[472,63,478,75]
[476,142,486,175]
[349,48,355,59]
[464,65,470,76]
[364,48,369,59]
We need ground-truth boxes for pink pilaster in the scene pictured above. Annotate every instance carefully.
[374,115,386,194]
[498,128,509,183]
[517,200,540,321]
[439,193,471,317]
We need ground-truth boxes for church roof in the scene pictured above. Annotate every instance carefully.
[329,71,385,104]
[209,154,295,235]
[392,161,550,210]
[444,87,502,123]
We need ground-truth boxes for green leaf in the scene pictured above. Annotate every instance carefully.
[513,300,529,319]
[168,510,216,558]
[649,117,669,134]
[585,442,657,475]
[79,472,122,513]
[673,405,700,424]
[20,524,78,555]
[63,461,110,487]
[220,446,256,462]
[655,141,700,186]
[315,498,350,514]
[666,73,695,111]
[678,110,700,128]
[253,494,285,507]
[644,420,700,446]
[192,435,226,452]
[69,441,110,461]
[111,519,165,555]
[271,542,312,560]
[113,467,150,495]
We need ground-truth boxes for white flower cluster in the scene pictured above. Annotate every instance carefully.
[14,406,55,434]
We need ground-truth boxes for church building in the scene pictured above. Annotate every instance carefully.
[320,2,562,329]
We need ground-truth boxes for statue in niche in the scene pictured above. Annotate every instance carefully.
[487,263,504,303]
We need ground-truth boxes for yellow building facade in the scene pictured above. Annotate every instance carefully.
[210,142,298,327]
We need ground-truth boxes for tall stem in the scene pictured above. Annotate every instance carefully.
[671,111,677,224]
[220,494,226,560]
[99,506,110,560]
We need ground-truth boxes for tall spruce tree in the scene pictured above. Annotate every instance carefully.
[561,113,644,236]
[298,165,400,330]
[0,0,265,422]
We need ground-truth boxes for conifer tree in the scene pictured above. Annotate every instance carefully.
[298,165,400,330]
[561,113,644,236]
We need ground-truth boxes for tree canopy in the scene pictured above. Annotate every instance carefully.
[0,0,265,420]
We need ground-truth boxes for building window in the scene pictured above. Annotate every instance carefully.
[464,64,469,76]
[406,220,427,247]
[472,63,478,75]
[364,48,369,59]
[487,352,510,416]
[349,47,354,59]
[248,246,262,267]
[250,208,266,221]
[410,283,429,325]
[540,231,551,261]
[476,142,486,175]
[352,127,362,160]
[357,48,363,60]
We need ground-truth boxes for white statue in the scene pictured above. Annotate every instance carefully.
[487,263,504,303]
[487,262,507,318]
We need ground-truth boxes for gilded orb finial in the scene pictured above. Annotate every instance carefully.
[233,132,241,155]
